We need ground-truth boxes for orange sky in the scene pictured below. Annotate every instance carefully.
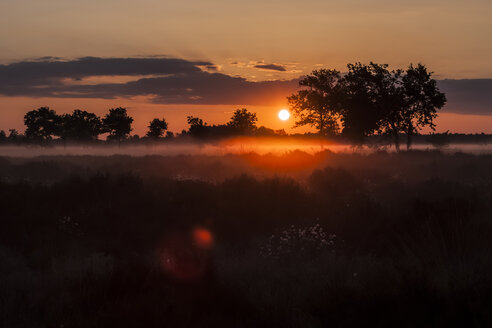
[2,96,492,136]
[1,0,491,78]
[0,96,304,136]
[0,0,491,134]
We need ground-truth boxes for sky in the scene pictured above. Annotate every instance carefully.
[0,0,491,134]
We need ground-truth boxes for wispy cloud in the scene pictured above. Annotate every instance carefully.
[254,64,287,72]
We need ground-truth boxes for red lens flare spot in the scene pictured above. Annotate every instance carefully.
[159,231,212,282]
[193,228,213,248]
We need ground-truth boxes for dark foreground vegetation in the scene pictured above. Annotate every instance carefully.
[1,150,492,327]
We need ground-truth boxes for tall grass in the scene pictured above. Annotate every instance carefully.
[1,150,492,327]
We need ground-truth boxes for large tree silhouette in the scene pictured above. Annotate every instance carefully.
[102,107,133,143]
[287,69,342,136]
[341,63,401,143]
[24,107,61,142]
[60,109,102,142]
[288,62,446,150]
[146,118,168,138]
[401,64,446,149]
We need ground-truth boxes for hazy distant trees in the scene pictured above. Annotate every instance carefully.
[256,126,280,137]
[8,129,20,141]
[186,108,259,139]
[102,107,134,143]
[146,118,168,138]
[227,108,258,135]
[288,62,446,150]
[24,107,61,142]
[186,116,208,138]
[59,109,103,142]
[183,108,259,139]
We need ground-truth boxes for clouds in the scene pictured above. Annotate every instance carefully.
[0,57,299,105]
[0,57,210,86]
[0,57,491,114]
[254,64,287,71]
[437,79,492,115]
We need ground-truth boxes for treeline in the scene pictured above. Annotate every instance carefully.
[0,107,287,145]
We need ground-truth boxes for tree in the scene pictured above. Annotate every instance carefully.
[24,107,61,142]
[287,69,343,136]
[256,126,277,137]
[187,116,208,138]
[60,109,102,142]
[426,131,451,149]
[342,63,407,149]
[0,130,6,142]
[286,62,446,150]
[227,108,258,135]
[401,64,446,149]
[340,63,402,143]
[8,129,20,141]
[146,118,168,138]
[102,107,133,143]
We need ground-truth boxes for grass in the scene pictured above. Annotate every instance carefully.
[1,150,492,327]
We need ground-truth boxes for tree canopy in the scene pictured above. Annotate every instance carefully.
[288,62,446,150]
[287,69,342,136]
[60,109,102,141]
[24,107,61,142]
[102,107,134,142]
[146,118,168,138]
[227,108,258,135]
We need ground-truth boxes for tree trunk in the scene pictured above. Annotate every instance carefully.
[394,131,400,152]
[406,133,412,150]
[391,123,400,152]
[406,124,413,151]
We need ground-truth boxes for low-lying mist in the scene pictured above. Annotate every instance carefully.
[2,137,492,158]
[1,141,492,185]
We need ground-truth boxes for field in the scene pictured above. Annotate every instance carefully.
[1,146,492,327]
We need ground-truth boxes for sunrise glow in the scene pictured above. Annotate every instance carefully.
[278,109,290,121]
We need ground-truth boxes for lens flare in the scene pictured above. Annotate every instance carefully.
[193,228,213,248]
[278,109,290,121]
[159,229,213,281]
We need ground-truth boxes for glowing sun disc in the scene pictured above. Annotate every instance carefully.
[278,109,290,121]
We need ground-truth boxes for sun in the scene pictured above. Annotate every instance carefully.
[278,109,290,121]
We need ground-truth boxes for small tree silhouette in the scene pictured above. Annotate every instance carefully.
[227,108,258,135]
[24,107,61,143]
[8,129,20,141]
[102,107,133,144]
[146,118,168,139]
[60,109,102,142]
[187,116,208,138]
